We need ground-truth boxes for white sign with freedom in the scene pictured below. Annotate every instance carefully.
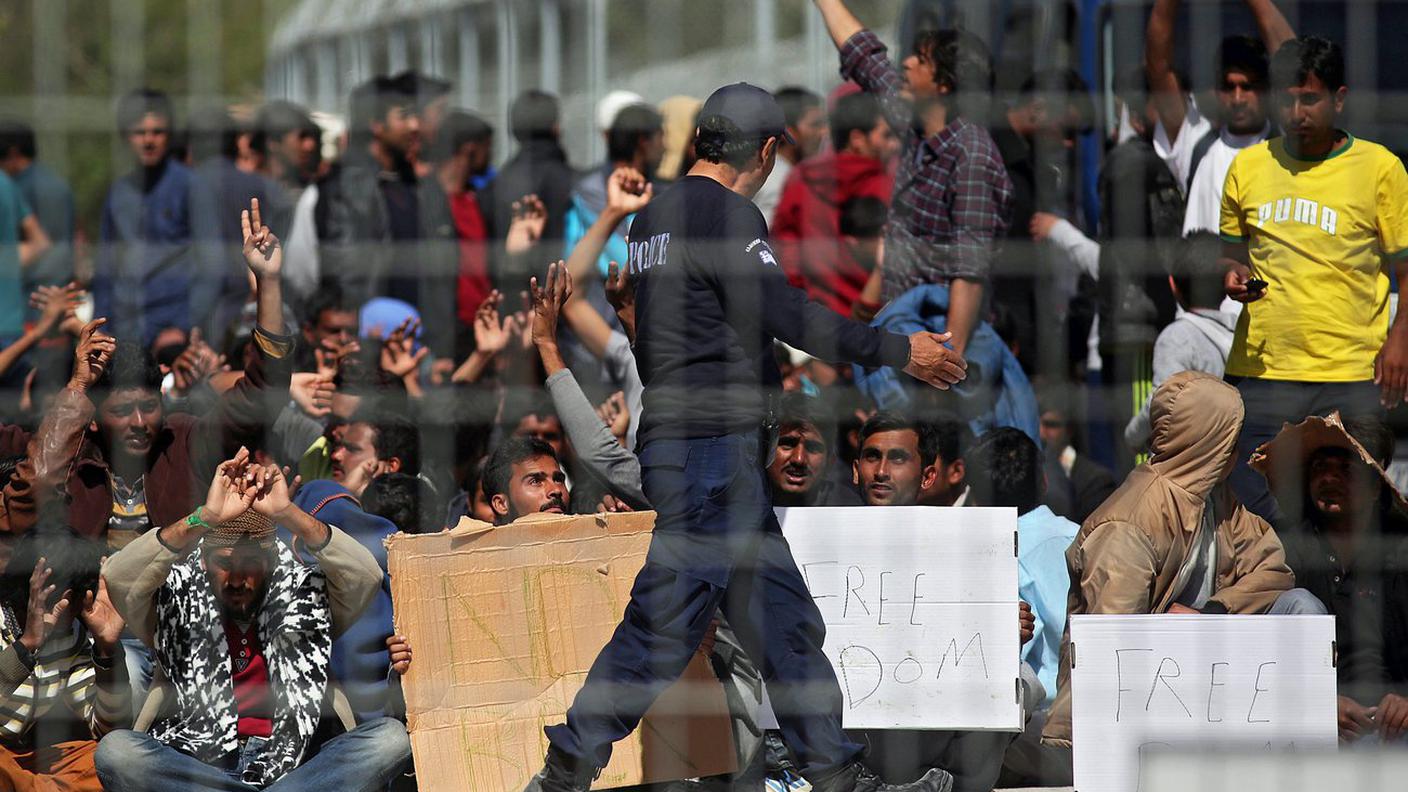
[1070,615,1338,792]
[775,506,1022,731]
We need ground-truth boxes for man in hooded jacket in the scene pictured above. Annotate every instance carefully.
[1041,370,1296,749]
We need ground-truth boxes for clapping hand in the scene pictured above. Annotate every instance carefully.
[506,194,547,255]
[19,560,71,654]
[203,447,260,525]
[380,318,429,380]
[529,262,573,350]
[473,291,513,356]
[290,373,335,418]
[30,282,85,336]
[79,577,125,654]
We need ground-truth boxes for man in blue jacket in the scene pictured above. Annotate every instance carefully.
[95,89,193,345]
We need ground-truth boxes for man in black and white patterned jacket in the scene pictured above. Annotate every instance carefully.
[94,449,411,792]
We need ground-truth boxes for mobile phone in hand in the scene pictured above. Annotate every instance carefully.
[1245,278,1268,294]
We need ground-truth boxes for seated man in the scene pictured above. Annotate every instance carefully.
[0,527,129,792]
[966,429,1078,787]
[1251,413,1408,742]
[967,428,1074,707]
[769,392,861,507]
[1042,371,1297,750]
[485,437,571,525]
[853,411,964,507]
[96,451,410,791]
[851,414,1039,792]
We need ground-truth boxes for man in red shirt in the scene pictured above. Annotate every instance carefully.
[772,91,899,316]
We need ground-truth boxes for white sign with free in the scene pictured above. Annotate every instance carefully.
[775,506,1023,731]
[1070,615,1337,792]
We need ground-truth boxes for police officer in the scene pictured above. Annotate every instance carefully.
[527,83,966,792]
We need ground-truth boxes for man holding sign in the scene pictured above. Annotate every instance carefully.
[525,84,967,792]
[1043,372,1297,749]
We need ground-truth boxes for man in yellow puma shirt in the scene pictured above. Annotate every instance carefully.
[1221,35,1408,520]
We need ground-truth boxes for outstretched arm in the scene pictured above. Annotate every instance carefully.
[1145,0,1188,142]
[813,0,865,49]
[1247,0,1295,54]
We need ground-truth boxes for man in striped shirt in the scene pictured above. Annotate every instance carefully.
[0,529,130,792]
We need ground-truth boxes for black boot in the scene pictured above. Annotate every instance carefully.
[521,746,597,792]
[808,762,954,792]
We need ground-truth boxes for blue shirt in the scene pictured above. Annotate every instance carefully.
[0,172,33,339]
[1018,505,1078,707]
[95,158,193,344]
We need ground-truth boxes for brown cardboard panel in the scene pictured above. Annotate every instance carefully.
[388,512,737,792]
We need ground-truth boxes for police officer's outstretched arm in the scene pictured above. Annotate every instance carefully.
[741,219,967,390]
[902,331,968,390]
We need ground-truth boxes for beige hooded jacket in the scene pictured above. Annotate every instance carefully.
[1041,371,1294,746]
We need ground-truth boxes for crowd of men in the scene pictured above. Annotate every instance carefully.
[0,0,1405,789]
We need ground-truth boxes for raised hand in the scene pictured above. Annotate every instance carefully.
[606,167,653,216]
[203,447,259,525]
[241,197,282,280]
[315,337,362,382]
[171,327,221,395]
[505,194,547,255]
[290,372,335,418]
[902,331,968,390]
[473,291,512,356]
[250,464,296,520]
[530,262,573,350]
[80,576,125,653]
[604,261,636,342]
[31,282,85,334]
[380,318,429,380]
[20,560,71,654]
[597,391,630,446]
[68,318,116,392]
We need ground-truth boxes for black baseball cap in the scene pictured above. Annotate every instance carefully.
[699,83,796,145]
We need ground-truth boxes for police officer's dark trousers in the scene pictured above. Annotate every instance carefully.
[545,431,864,779]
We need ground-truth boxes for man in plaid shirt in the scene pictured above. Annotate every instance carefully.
[814,0,1013,357]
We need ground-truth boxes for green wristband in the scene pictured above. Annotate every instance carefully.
[186,507,211,531]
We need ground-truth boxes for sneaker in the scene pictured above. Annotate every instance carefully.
[521,748,596,792]
[809,763,954,792]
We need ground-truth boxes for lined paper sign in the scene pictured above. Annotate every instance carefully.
[1070,615,1337,792]
[776,506,1022,731]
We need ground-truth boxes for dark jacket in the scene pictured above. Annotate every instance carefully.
[95,158,194,345]
[1279,508,1408,705]
[1096,138,1184,355]
[10,328,294,542]
[315,151,459,353]
[482,138,577,307]
[0,388,92,535]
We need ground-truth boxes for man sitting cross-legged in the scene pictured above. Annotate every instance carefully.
[95,449,410,791]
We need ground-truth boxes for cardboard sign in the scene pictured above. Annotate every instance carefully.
[387,512,736,792]
[776,506,1023,731]
[1070,615,1337,792]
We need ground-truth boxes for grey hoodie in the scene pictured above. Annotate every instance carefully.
[1124,307,1238,451]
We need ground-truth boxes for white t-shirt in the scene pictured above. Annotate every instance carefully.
[1152,96,1212,191]
[1182,123,1271,235]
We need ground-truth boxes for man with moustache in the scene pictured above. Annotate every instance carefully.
[767,393,861,507]
[483,437,571,525]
